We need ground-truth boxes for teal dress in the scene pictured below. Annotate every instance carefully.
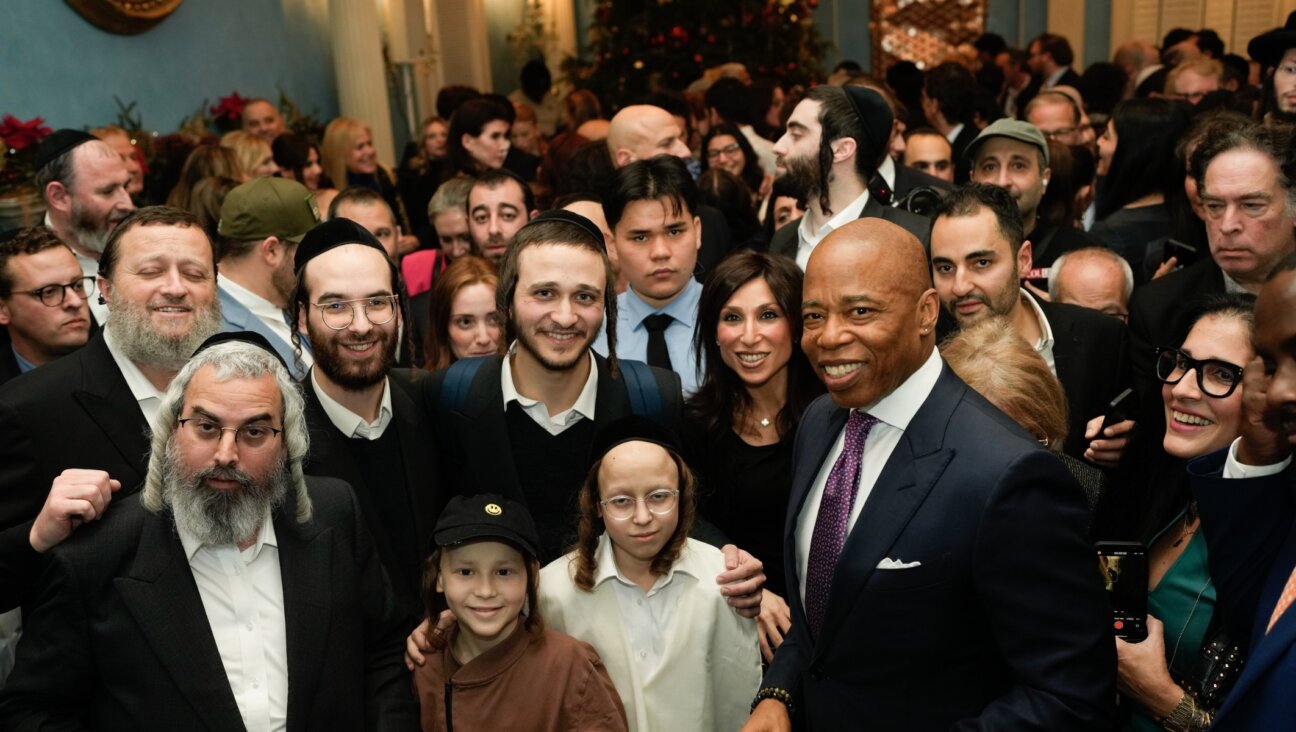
[1127,510,1215,732]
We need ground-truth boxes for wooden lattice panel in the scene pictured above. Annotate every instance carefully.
[872,0,987,72]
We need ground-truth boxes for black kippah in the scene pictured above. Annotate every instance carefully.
[842,86,894,170]
[293,217,387,272]
[35,129,98,173]
[525,209,606,249]
[589,414,683,465]
[191,331,289,371]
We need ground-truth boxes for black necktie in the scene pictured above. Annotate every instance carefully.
[642,314,674,371]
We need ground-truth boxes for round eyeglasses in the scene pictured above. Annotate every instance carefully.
[21,277,96,307]
[600,489,680,521]
[311,295,399,330]
[178,417,283,450]
[1154,346,1244,398]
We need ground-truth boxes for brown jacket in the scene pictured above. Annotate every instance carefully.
[414,620,628,731]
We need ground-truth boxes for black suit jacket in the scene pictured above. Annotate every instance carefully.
[1036,293,1130,459]
[768,196,933,262]
[0,478,417,731]
[0,331,20,387]
[421,353,682,506]
[0,332,149,531]
[1187,452,1296,730]
[1052,68,1083,90]
[950,123,981,184]
[762,364,1115,730]
[886,162,953,203]
[1126,259,1227,426]
[302,368,438,609]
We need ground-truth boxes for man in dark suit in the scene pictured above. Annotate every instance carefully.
[1182,257,1296,730]
[1128,120,1296,433]
[0,207,222,602]
[769,85,932,266]
[929,184,1129,462]
[1029,33,1083,90]
[0,226,93,383]
[743,218,1115,731]
[290,219,438,614]
[0,336,416,730]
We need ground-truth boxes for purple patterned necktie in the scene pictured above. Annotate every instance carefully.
[805,410,880,639]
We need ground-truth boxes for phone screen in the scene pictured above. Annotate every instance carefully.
[1095,542,1148,641]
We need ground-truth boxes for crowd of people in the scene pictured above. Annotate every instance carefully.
[1,13,1296,732]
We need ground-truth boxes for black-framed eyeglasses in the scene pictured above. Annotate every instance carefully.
[178,417,283,450]
[1154,347,1245,398]
[21,277,95,307]
[311,295,399,330]
[706,143,742,159]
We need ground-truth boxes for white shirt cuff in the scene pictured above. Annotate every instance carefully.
[1223,437,1293,479]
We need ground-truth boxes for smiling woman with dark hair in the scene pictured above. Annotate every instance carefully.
[682,249,823,662]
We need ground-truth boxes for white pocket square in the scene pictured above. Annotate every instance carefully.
[877,557,922,570]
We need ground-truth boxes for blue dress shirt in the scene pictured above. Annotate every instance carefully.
[594,279,704,394]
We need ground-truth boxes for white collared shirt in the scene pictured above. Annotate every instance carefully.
[501,348,599,436]
[219,275,312,369]
[102,325,166,426]
[592,532,699,678]
[795,189,871,271]
[796,348,943,600]
[945,123,965,145]
[877,155,897,194]
[309,370,392,440]
[177,510,288,732]
[1022,288,1057,375]
[1223,437,1293,478]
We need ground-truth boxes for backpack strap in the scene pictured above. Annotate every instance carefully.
[439,356,488,419]
[618,359,664,422]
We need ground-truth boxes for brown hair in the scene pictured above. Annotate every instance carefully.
[421,542,545,637]
[0,227,69,296]
[422,255,502,370]
[571,442,698,591]
[166,144,242,209]
[940,317,1069,450]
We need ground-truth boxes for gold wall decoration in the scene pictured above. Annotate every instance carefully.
[64,0,185,35]
[871,0,988,71]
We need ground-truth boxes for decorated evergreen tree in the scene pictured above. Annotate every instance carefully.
[564,0,827,106]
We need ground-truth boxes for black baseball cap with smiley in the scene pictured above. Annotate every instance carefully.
[433,493,540,559]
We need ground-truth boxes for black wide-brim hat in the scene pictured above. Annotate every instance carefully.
[1249,11,1296,67]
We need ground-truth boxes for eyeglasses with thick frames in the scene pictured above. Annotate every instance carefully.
[178,417,283,450]
[706,143,742,159]
[20,277,96,307]
[600,489,680,521]
[1154,346,1244,398]
[311,295,399,330]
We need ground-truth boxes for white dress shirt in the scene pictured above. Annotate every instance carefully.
[102,325,166,426]
[309,370,392,439]
[594,533,688,678]
[1022,288,1057,375]
[877,155,897,194]
[795,189,871,270]
[1223,438,1293,479]
[796,348,943,600]
[177,510,288,732]
[501,348,598,435]
[944,123,965,145]
[219,275,313,369]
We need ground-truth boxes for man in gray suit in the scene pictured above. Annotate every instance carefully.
[216,177,321,378]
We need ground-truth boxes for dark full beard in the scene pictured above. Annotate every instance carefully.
[310,324,398,391]
[515,325,593,373]
[106,293,223,372]
[163,438,289,546]
[780,153,821,203]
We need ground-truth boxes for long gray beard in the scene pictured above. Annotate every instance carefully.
[163,438,289,547]
[106,295,222,372]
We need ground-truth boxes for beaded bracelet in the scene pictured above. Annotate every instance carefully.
[751,687,795,715]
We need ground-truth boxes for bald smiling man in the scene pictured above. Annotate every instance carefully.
[744,219,1115,731]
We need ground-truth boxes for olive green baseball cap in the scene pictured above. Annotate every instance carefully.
[218,177,320,243]
[965,118,1051,168]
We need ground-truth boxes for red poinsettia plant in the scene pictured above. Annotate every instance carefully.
[209,92,249,133]
[0,115,53,195]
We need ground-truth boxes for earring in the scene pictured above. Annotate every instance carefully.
[715,339,720,346]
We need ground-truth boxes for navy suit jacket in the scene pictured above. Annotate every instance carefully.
[1187,450,1296,730]
[761,363,1115,730]
[217,286,308,380]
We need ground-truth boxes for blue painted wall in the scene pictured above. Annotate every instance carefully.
[0,0,338,133]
